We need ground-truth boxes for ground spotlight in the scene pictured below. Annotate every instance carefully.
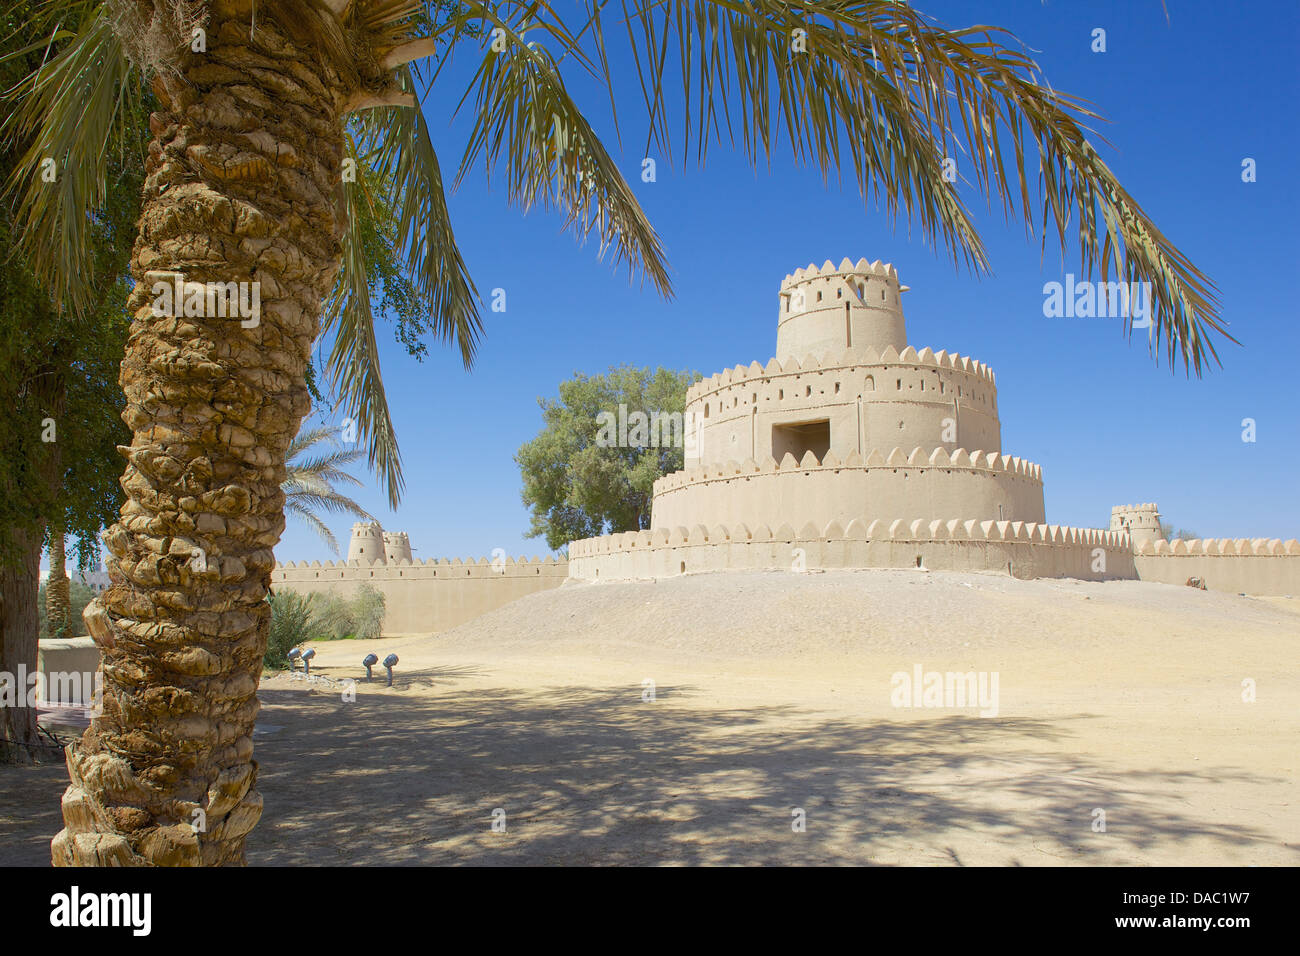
[383,653,399,687]
[301,647,316,677]
[363,653,378,681]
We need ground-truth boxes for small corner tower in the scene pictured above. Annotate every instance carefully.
[383,531,413,564]
[776,257,909,360]
[1110,503,1162,549]
[348,521,386,564]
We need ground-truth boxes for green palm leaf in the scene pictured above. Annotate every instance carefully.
[282,424,375,555]
[1,1,139,317]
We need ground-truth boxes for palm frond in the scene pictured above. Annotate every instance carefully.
[285,424,345,460]
[320,131,405,509]
[449,7,673,296]
[283,487,373,520]
[1,3,138,317]
[284,500,342,555]
[353,67,484,367]
[421,2,1224,373]
[285,424,368,484]
[609,0,1225,372]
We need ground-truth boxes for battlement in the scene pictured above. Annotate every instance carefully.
[276,554,564,573]
[655,446,1042,495]
[779,257,904,291]
[1134,537,1300,557]
[1112,503,1160,514]
[571,517,1126,557]
[684,345,996,403]
[566,515,1135,585]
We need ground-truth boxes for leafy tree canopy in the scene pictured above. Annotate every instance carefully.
[0,7,149,569]
[516,365,697,551]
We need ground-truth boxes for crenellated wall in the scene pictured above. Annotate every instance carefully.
[686,345,1001,468]
[1132,537,1300,595]
[652,446,1044,531]
[569,518,1135,582]
[273,555,569,634]
[568,523,1300,595]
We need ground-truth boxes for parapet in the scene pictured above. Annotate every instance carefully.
[779,257,902,291]
[654,445,1043,494]
[684,345,996,403]
[274,553,567,578]
[570,517,1128,556]
[566,515,1136,585]
[1134,537,1300,557]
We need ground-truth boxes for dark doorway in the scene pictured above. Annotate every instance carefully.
[772,419,831,463]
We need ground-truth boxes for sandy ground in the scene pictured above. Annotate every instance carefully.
[2,569,1297,866]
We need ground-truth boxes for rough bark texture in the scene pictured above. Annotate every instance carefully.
[53,6,346,866]
[0,527,44,764]
[46,533,71,638]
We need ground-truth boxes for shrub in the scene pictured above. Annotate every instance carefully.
[311,590,355,641]
[265,590,316,671]
[349,583,386,640]
[307,584,387,641]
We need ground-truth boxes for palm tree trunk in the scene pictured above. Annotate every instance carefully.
[46,531,70,638]
[52,9,346,866]
[0,526,45,764]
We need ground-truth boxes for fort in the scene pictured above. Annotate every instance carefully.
[271,258,1299,632]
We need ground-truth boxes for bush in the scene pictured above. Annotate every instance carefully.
[311,590,355,641]
[265,590,316,671]
[305,584,387,641]
[349,583,386,640]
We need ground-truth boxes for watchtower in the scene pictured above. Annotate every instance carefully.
[776,257,909,360]
[347,521,387,564]
[383,531,413,564]
[1110,503,1162,549]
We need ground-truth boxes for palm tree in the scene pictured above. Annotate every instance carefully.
[44,529,72,638]
[282,425,374,555]
[4,1,1230,866]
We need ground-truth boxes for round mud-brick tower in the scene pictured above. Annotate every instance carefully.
[659,257,1039,533]
[1110,503,1162,549]
[776,258,909,360]
[348,521,387,564]
[383,531,413,564]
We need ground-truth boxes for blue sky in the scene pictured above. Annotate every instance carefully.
[281,0,1299,566]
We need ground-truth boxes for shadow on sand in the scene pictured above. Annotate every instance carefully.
[243,674,1278,866]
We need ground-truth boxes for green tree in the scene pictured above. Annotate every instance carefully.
[517,366,696,550]
[4,1,1231,865]
[0,5,144,762]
